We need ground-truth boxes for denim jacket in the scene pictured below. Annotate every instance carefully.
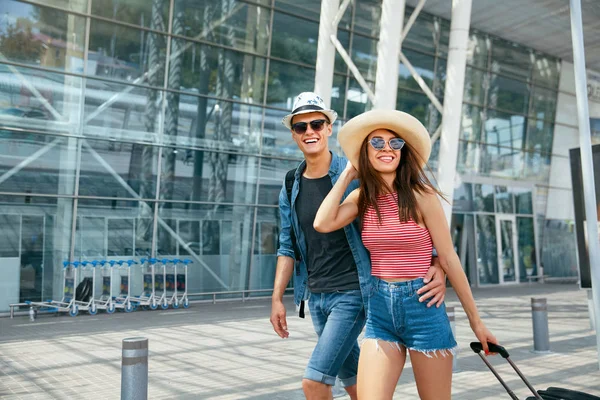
[277,152,373,310]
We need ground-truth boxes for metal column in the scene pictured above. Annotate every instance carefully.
[569,0,600,369]
[314,0,340,107]
[436,0,472,224]
[374,0,405,109]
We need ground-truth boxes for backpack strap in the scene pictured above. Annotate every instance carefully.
[285,169,301,262]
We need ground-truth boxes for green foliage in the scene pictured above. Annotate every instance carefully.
[0,23,42,63]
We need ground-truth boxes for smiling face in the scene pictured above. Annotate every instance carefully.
[290,112,332,156]
[366,129,402,174]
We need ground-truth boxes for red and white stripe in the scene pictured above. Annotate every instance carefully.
[362,192,432,278]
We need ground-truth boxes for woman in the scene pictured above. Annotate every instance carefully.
[313,109,497,400]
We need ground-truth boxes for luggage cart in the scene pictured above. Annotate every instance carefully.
[79,260,99,315]
[130,257,159,310]
[470,342,600,400]
[166,258,180,308]
[156,258,170,309]
[172,258,192,309]
[112,260,136,312]
[26,261,78,317]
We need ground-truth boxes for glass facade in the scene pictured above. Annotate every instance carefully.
[0,0,563,311]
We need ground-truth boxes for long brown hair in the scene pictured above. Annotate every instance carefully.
[357,130,445,226]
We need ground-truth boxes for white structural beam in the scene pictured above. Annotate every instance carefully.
[331,35,376,104]
[436,0,472,224]
[569,0,600,370]
[399,51,443,113]
[314,0,340,108]
[374,0,405,109]
[401,0,427,42]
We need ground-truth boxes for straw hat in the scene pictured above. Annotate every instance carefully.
[281,92,338,129]
[338,109,431,169]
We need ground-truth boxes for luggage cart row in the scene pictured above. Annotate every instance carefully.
[25,258,193,317]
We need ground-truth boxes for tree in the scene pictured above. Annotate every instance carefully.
[0,23,42,63]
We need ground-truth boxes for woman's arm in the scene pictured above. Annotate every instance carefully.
[417,189,498,353]
[314,161,360,233]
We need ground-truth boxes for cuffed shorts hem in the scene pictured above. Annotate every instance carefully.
[303,367,337,386]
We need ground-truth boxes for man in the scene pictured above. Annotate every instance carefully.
[270,92,446,400]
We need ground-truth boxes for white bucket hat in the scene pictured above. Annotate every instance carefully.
[281,92,338,129]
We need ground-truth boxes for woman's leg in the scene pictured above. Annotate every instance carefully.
[357,339,406,400]
[409,349,453,400]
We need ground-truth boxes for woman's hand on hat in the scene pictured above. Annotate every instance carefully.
[343,160,358,181]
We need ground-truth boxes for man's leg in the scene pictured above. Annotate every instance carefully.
[304,290,365,400]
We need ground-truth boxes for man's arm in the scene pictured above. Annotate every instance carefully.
[271,256,294,338]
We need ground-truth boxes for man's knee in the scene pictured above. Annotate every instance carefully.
[302,379,331,400]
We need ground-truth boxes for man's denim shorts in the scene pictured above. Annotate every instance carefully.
[305,289,366,387]
[364,277,457,356]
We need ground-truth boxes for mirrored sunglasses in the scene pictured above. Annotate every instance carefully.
[369,137,405,151]
[291,119,327,135]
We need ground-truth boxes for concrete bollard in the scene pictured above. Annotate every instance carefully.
[121,337,148,400]
[447,306,458,371]
[531,298,550,353]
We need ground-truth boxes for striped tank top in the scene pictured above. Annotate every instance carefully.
[361,192,433,278]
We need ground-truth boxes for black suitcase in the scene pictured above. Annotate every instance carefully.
[470,342,600,400]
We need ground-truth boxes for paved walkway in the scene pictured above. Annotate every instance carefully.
[0,283,599,399]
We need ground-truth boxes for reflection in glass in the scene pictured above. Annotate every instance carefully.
[258,157,301,207]
[495,186,514,214]
[0,1,85,73]
[461,104,483,141]
[514,188,533,215]
[79,139,158,200]
[274,0,351,28]
[452,183,473,212]
[484,109,526,149]
[88,19,167,84]
[171,39,266,103]
[517,217,536,281]
[346,79,374,119]
[473,184,494,212]
[107,218,134,256]
[477,215,498,284]
[403,11,439,55]
[522,151,551,182]
[271,12,319,65]
[398,50,436,91]
[488,74,530,115]
[267,61,315,107]
[353,1,382,37]
[526,118,554,154]
[463,67,486,105]
[490,38,533,80]
[0,132,77,195]
[531,86,557,122]
[350,34,378,81]
[467,32,488,69]
[92,0,169,31]
[532,55,560,89]
[499,219,516,282]
[451,213,476,284]
[20,215,45,302]
[396,90,439,132]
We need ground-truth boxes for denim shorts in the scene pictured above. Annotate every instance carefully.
[305,289,366,387]
[364,278,457,356]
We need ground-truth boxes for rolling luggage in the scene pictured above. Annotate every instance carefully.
[470,342,600,400]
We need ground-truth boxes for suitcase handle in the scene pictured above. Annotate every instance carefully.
[470,342,509,358]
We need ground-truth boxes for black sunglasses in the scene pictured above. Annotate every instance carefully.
[291,119,328,135]
[369,137,405,151]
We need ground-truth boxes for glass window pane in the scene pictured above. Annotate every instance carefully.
[91,0,169,31]
[403,10,438,55]
[456,140,480,175]
[463,67,486,105]
[163,100,263,153]
[271,12,318,65]
[480,144,523,180]
[0,65,83,134]
[75,216,105,259]
[490,38,533,80]
[331,74,347,119]
[88,19,167,85]
[461,104,483,142]
[107,218,135,256]
[157,203,254,293]
[517,217,536,282]
[476,215,498,284]
[522,151,551,182]
[398,50,436,92]
[78,138,158,200]
[261,108,299,158]
[350,34,378,81]
[532,54,560,89]
[170,39,266,104]
[83,79,164,142]
[0,214,20,257]
[176,0,271,55]
[0,133,77,195]
[258,157,301,206]
[495,186,514,214]
[530,86,557,122]
[334,31,352,74]
[499,219,516,282]
[467,31,488,69]
[514,188,533,215]
[346,79,374,119]
[157,147,258,204]
[267,61,315,107]
[396,90,439,132]
[274,0,351,28]
[526,119,554,155]
[0,1,86,73]
[473,184,494,212]
[452,183,474,212]
[484,109,526,149]
[354,0,382,37]
[488,74,530,115]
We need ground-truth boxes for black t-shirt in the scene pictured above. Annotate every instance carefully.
[295,175,360,293]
